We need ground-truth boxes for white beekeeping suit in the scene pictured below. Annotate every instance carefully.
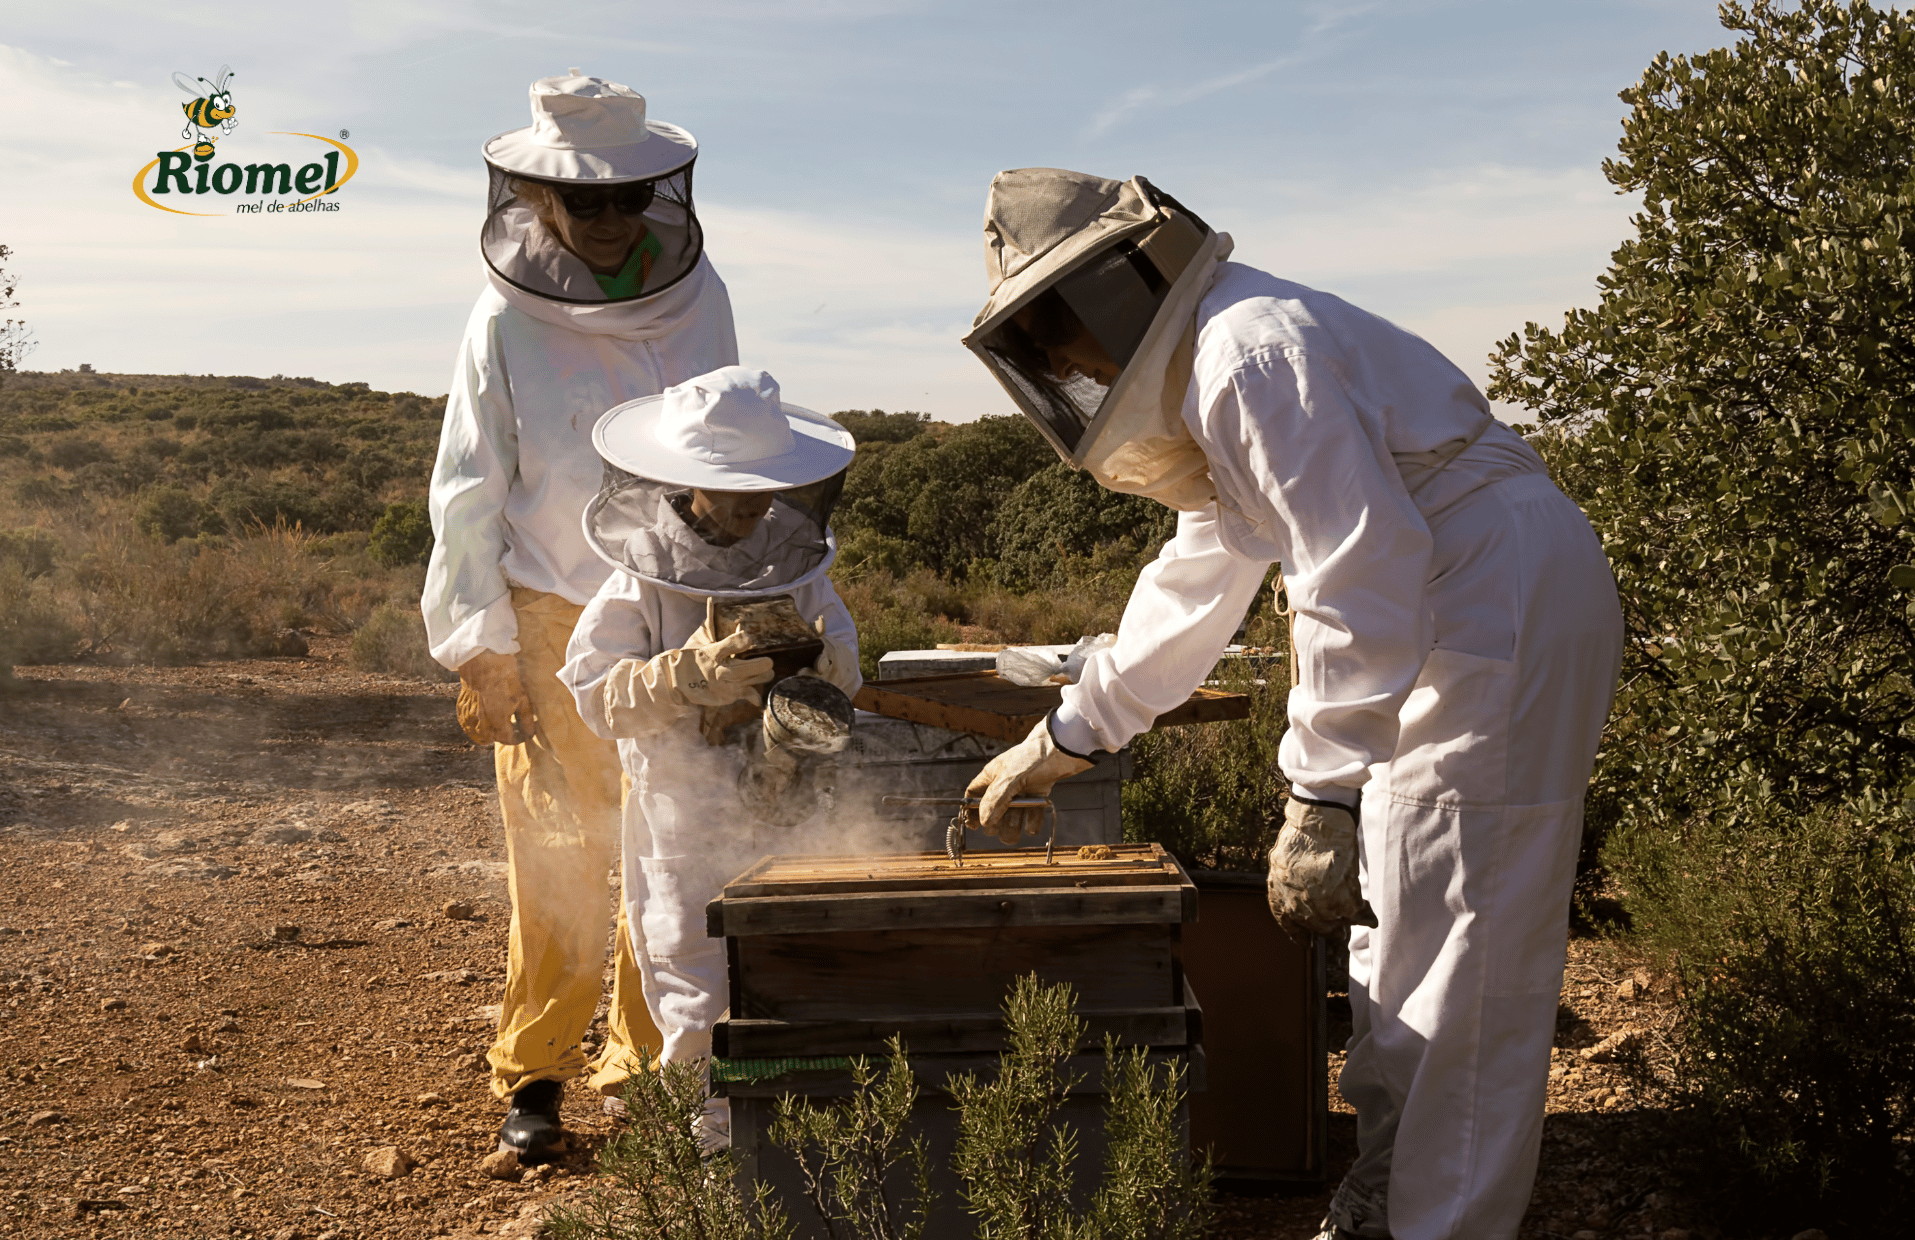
[420,68,738,1161]
[961,168,1622,1240]
[559,366,863,1152]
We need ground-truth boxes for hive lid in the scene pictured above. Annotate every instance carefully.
[706,843,1198,937]
[853,671,1248,744]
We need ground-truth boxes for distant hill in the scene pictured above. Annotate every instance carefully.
[0,370,444,540]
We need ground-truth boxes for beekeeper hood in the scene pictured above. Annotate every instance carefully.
[962,169,1234,511]
[481,69,704,311]
[585,366,855,598]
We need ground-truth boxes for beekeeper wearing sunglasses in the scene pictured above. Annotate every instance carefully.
[421,69,737,1160]
[961,169,1622,1240]
[560,365,862,1152]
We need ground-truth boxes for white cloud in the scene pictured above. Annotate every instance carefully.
[2,39,1633,420]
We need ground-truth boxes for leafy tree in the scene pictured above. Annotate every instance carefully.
[1494,0,1915,818]
[832,409,931,445]
[990,464,1177,588]
[836,417,1052,575]
[0,244,31,390]
[1493,0,1915,1222]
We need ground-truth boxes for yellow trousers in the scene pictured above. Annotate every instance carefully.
[486,587,663,1099]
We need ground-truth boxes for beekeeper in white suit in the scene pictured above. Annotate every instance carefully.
[961,168,1623,1240]
[559,365,862,1151]
[422,68,738,1158]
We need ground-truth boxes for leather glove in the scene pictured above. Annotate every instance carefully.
[964,716,1094,846]
[456,650,533,746]
[601,629,776,740]
[1267,795,1377,939]
[809,614,861,697]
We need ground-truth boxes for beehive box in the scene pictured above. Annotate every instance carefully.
[707,845,1202,1239]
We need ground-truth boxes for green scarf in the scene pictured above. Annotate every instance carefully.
[593,231,665,299]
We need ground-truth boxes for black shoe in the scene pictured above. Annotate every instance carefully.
[498,1079,565,1157]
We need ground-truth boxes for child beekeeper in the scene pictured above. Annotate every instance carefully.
[559,365,861,1149]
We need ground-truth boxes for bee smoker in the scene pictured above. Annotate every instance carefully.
[737,675,856,826]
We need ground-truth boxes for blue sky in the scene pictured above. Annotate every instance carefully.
[2,1,1730,418]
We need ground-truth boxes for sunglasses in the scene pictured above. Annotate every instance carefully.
[553,182,657,221]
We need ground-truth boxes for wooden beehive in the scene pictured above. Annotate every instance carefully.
[707,845,1203,1238]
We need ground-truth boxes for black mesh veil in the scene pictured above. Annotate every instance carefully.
[481,160,703,305]
[974,237,1172,456]
[585,464,845,597]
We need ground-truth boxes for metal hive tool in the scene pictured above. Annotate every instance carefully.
[879,795,1060,867]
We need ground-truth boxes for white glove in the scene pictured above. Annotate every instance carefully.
[1266,796,1377,939]
[809,614,861,698]
[600,630,775,739]
[964,716,1094,846]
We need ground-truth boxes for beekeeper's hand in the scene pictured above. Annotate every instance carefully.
[457,650,533,746]
[809,614,861,697]
[1266,796,1377,940]
[965,716,1093,846]
[600,633,775,739]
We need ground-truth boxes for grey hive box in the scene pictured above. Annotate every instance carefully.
[707,845,1203,1239]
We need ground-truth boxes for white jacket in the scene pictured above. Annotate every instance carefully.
[1052,263,1548,801]
[422,257,739,670]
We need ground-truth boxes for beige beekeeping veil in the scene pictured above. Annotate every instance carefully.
[961,168,1233,511]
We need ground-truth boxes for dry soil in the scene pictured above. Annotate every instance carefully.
[0,641,1740,1239]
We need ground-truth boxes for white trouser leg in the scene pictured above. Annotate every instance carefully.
[1326,475,1621,1240]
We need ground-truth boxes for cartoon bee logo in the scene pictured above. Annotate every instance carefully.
[173,65,237,162]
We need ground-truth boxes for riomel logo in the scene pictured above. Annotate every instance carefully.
[133,64,359,217]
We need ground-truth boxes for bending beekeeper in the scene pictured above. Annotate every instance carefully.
[422,68,738,1159]
[559,365,862,1152]
[960,169,1622,1240]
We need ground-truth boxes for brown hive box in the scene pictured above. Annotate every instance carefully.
[707,845,1203,1238]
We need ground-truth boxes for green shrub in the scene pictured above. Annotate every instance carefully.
[770,1036,933,1239]
[136,486,210,542]
[13,476,65,507]
[550,977,1207,1240]
[44,436,112,469]
[0,526,55,578]
[349,601,450,681]
[545,1055,793,1240]
[1611,803,1915,1231]
[368,500,433,568]
[1123,666,1288,874]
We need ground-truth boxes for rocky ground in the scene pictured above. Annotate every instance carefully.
[0,643,1823,1239]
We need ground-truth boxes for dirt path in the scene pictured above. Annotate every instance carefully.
[0,645,1716,1240]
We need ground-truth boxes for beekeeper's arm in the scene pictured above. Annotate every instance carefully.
[795,579,863,700]
[562,593,774,742]
[1053,346,1434,806]
[423,307,519,672]
[420,308,538,743]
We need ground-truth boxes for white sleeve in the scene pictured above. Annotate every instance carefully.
[1204,348,1434,796]
[1054,507,1271,755]
[559,584,660,742]
[795,579,863,698]
[421,308,519,671]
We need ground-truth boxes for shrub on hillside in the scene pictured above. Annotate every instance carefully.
[349,601,451,682]
[136,485,211,542]
[368,500,433,568]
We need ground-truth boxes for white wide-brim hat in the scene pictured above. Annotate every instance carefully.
[483,68,696,183]
[594,366,856,491]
